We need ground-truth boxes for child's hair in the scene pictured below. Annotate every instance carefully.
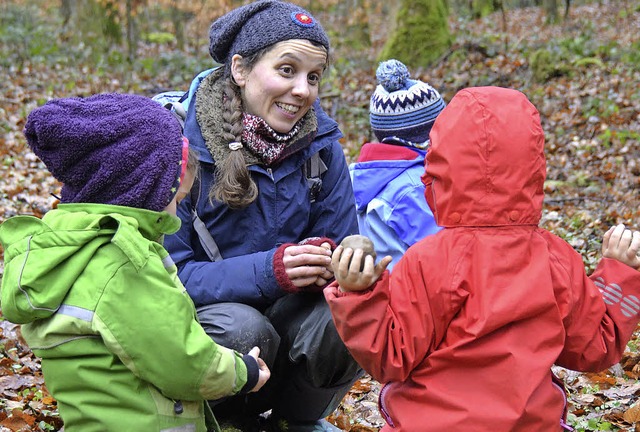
[186,146,200,180]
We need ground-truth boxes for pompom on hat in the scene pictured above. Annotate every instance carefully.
[23,93,186,212]
[370,59,446,146]
[208,0,330,65]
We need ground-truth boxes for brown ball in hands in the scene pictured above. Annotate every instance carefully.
[340,235,377,271]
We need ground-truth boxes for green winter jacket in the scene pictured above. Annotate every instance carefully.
[0,203,250,432]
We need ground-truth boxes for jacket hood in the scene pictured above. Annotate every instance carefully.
[0,204,180,324]
[422,86,546,227]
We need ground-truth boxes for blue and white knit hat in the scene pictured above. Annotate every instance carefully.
[370,59,446,146]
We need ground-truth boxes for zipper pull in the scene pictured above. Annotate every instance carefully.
[174,400,183,415]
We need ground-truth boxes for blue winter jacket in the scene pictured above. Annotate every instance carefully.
[165,71,358,309]
[349,143,440,271]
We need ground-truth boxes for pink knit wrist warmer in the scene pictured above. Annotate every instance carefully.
[273,243,299,293]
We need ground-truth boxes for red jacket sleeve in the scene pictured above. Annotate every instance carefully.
[556,256,640,371]
[324,255,463,383]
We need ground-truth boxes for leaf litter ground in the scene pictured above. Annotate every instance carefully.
[1,2,640,431]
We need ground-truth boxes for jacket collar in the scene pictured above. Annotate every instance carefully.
[56,203,181,240]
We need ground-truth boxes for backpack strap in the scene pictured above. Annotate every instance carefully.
[151,91,187,131]
[190,173,223,262]
[304,151,328,203]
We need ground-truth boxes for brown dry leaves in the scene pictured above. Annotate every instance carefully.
[1,1,640,431]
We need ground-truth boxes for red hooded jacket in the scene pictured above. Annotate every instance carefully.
[325,87,640,431]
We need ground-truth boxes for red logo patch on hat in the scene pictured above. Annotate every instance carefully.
[291,12,315,28]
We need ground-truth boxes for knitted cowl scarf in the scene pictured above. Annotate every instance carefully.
[195,68,318,170]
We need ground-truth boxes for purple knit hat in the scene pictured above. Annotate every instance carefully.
[23,93,184,212]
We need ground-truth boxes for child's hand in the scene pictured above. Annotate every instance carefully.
[247,347,270,392]
[331,245,392,292]
[313,241,335,287]
[602,224,640,270]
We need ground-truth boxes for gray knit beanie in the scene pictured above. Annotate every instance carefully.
[24,93,185,212]
[208,0,329,65]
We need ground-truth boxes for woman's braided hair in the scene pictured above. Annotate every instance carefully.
[209,52,265,209]
[210,77,258,209]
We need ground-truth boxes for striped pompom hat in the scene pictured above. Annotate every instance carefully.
[370,59,446,146]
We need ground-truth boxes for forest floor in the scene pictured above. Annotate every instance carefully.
[1,0,640,431]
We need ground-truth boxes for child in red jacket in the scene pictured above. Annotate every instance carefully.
[325,86,640,432]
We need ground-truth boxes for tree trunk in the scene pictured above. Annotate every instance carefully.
[60,0,75,27]
[126,0,137,61]
[335,0,371,60]
[471,0,495,18]
[171,6,185,51]
[378,0,451,69]
[544,0,559,23]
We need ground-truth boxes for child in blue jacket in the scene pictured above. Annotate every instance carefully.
[350,59,446,271]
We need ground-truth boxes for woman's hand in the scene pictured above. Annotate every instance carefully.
[332,245,392,292]
[602,224,640,270]
[247,347,270,393]
[283,243,333,288]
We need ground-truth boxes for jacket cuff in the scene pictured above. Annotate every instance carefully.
[325,280,350,296]
[273,243,299,293]
[239,354,259,394]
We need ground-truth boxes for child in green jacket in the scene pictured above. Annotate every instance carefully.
[0,93,269,432]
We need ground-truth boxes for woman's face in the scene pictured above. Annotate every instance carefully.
[231,39,327,134]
